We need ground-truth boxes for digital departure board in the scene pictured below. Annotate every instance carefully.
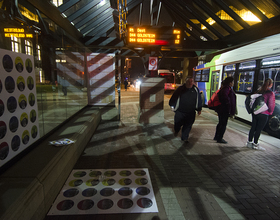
[127,26,181,46]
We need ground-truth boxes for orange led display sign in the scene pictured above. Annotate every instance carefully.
[127,26,181,46]
[4,28,33,38]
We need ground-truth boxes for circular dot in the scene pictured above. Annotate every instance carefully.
[63,188,79,198]
[135,178,148,185]
[25,58,33,73]
[31,125,38,138]
[69,179,83,187]
[3,54,13,72]
[86,179,99,186]
[134,170,146,176]
[117,198,133,209]
[0,79,2,93]
[137,198,153,208]
[22,130,30,145]
[77,199,94,210]
[97,199,113,210]
[102,178,116,186]
[82,188,97,197]
[119,178,132,186]
[104,171,116,177]
[9,116,19,133]
[89,171,102,177]
[0,100,4,117]
[100,187,115,197]
[0,121,7,139]
[5,76,15,93]
[17,76,25,91]
[0,142,9,160]
[19,95,27,110]
[120,170,131,176]
[20,113,28,127]
[27,76,34,90]
[29,93,35,106]
[15,57,24,73]
[73,171,87,178]
[136,187,150,196]
[56,200,74,211]
[30,110,36,123]
[11,135,20,151]
[118,187,133,196]
[7,96,17,113]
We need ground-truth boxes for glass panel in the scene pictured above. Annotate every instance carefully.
[192,3,230,37]
[195,70,201,81]
[223,0,261,26]
[250,0,280,19]
[259,68,280,100]
[18,0,39,23]
[236,71,254,93]
[261,56,280,67]
[239,60,256,70]
[211,1,244,32]
[201,69,210,82]
[223,64,235,80]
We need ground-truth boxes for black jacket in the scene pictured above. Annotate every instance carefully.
[169,85,202,113]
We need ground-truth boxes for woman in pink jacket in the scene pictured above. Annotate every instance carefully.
[247,78,275,150]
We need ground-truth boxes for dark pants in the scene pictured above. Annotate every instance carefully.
[174,111,196,140]
[214,112,229,141]
[248,114,268,144]
[62,86,67,96]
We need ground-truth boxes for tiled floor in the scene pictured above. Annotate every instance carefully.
[45,88,280,220]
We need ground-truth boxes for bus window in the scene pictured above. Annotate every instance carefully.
[210,70,220,96]
[236,71,254,93]
[194,70,201,81]
[194,69,209,82]
[259,68,280,99]
[223,64,236,80]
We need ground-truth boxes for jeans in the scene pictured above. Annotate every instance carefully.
[214,112,229,141]
[248,114,268,144]
[174,111,196,140]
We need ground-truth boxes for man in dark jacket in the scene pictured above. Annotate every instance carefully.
[169,76,202,142]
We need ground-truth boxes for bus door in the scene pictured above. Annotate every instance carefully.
[210,70,220,97]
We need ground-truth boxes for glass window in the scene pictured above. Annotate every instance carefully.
[37,45,41,60]
[236,71,254,93]
[239,60,256,70]
[261,56,280,67]
[25,40,33,55]
[52,0,63,7]
[259,68,280,100]
[11,36,21,53]
[223,64,235,79]
[194,69,209,82]
[194,70,201,81]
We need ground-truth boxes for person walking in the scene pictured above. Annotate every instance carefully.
[169,76,202,142]
[124,80,128,91]
[247,78,275,150]
[214,76,236,143]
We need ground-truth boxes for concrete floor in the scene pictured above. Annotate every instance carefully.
[45,87,280,220]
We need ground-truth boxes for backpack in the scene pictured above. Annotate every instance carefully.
[245,94,268,115]
[208,89,221,110]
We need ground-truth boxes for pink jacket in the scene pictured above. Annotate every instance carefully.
[262,90,275,115]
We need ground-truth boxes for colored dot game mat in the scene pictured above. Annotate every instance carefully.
[47,168,158,215]
[0,48,39,167]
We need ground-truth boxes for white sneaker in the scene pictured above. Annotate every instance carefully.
[246,141,253,149]
[252,143,266,151]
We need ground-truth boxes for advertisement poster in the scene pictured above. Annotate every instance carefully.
[0,48,39,167]
[48,168,158,215]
